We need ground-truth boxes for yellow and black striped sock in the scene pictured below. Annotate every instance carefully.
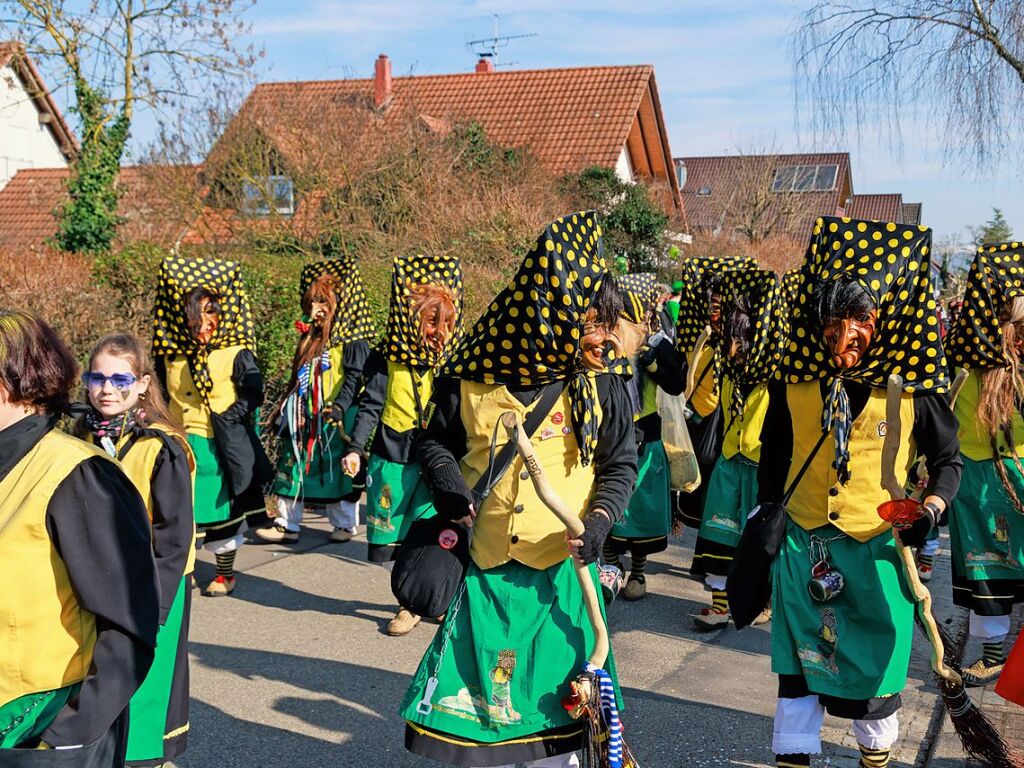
[215,551,236,579]
[858,744,890,767]
[602,541,622,571]
[983,639,1006,665]
[631,553,647,582]
[775,753,810,767]
[711,589,728,614]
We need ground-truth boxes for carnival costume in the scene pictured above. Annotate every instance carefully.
[604,272,685,600]
[0,415,159,764]
[756,216,961,768]
[153,256,271,595]
[404,212,638,767]
[266,256,376,542]
[945,241,1024,685]
[84,411,196,766]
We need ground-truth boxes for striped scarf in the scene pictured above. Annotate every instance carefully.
[584,662,623,768]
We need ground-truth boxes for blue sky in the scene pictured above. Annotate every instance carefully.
[146,0,1024,241]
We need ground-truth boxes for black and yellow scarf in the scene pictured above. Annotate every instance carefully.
[299,256,377,346]
[442,211,608,465]
[946,241,1024,370]
[610,272,658,378]
[152,256,256,403]
[781,216,948,483]
[674,254,757,359]
[382,254,464,370]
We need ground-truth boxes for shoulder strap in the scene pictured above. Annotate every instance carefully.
[781,428,829,506]
[471,380,566,505]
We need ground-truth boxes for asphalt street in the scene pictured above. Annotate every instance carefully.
[180,514,960,768]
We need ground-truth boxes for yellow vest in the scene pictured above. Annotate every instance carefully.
[165,346,244,438]
[323,345,346,402]
[955,369,1024,461]
[112,425,198,575]
[381,361,433,433]
[720,377,769,463]
[0,430,108,704]
[688,345,718,418]
[636,375,658,422]
[461,381,599,571]
[786,381,915,542]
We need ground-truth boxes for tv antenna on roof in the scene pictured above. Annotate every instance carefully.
[466,14,537,67]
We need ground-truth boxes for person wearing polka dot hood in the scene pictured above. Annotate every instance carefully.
[152,256,273,598]
[754,217,961,768]
[945,242,1024,687]
[341,253,464,637]
[402,212,638,768]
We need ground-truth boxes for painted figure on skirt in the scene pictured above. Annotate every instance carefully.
[945,241,1024,686]
[0,311,159,765]
[757,217,961,768]
[153,256,272,597]
[77,334,196,767]
[342,253,464,636]
[259,256,376,544]
[690,268,787,631]
[603,272,685,601]
[405,212,638,768]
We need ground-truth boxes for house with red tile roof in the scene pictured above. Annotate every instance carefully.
[847,193,923,225]
[0,42,77,190]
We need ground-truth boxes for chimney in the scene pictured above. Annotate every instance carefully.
[475,56,494,74]
[374,54,392,109]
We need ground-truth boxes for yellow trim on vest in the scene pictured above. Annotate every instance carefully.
[381,361,434,433]
[461,381,600,571]
[785,381,915,542]
[955,369,1024,461]
[165,346,244,438]
[720,377,768,463]
[688,345,718,418]
[0,430,111,704]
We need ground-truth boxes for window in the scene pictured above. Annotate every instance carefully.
[696,185,712,196]
[241,175,295,216]
[772,163,838,193]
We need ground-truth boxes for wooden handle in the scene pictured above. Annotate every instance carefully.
[500,411,609,669]
[683,326,712,402]
[908,369,969,498]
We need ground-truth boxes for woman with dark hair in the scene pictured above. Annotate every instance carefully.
[341,253,464,636]
[945,242,1024,686]
[403,213,638,768]
[152,257,271,598]
[0,311,159,764]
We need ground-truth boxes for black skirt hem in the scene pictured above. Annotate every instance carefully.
[777,674,902,720]
[951,564,1024,615]
[607,534,669,557]
[690,537,736,577]
[368,542,398,563]
[404,721,583,767]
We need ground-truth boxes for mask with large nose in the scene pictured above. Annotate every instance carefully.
[824,311,877,370]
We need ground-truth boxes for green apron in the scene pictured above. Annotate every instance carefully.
[272,406,355,503]
[365,455,435,548]
[950,455,1024,582]
[402,558,621,744]
[609,439,671,549]
[186,434,231,527]
[771,521,915,700]
[697,453,759,549]
[0,685,78,749]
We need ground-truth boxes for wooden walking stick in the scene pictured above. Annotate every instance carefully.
[880,373,1021,767]
[683,326,713,402]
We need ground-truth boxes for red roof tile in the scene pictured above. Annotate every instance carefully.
[847,193,904,223]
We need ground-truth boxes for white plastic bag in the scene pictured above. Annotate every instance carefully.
[656,387,701,492]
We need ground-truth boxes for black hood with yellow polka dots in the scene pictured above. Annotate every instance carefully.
[300,256,377,347]
[152,256,256,402]
[382,253,464,370]
[946,242,1024,370]
[441,211,608,465]
[674,255,757,357]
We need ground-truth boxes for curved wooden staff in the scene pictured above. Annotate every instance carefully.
[907,369,969,498]
[881,373,961,685]
[683,325,713,402]
[500,411,609,669]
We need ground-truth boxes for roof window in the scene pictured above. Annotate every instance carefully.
[772,164,838,193]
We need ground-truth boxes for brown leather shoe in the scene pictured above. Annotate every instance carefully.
[203,575,236,597]
[386,607,421,636]
[622,577,647,601]
[753,606,773,625]
[693,610,730,631]
[962,657,1004,687]
[329,527,356,543]
[255,523,299,543]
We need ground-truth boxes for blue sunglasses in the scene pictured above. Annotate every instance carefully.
[81,372,138,390]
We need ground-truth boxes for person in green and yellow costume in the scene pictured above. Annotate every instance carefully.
[945,241,1024,686]
[152,256,272,598]
[77,333,195,768]
[0,311,159,763]
[259,257,376,544]
[757,216,961,768]
[691,268,787,631]
[403,212,638,768]
[603,272,685,601]
[341,253,464,636]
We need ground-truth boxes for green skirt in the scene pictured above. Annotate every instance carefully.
[0,685,78,749]
[771,521,915,701]
[126,578,190,766]
[365,455,435,562]
[272,407,355,503]
[187,434,232,528]
[690,453,759,577]
[402,558,620,765]
[608,440,671,556]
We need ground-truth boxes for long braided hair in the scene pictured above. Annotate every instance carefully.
[978,296,1024,513]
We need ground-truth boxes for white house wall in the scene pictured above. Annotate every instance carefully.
[0,63,67,190]
[615,146,634,184]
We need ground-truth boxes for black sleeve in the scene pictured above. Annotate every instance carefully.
[43,458,159,748]
[756,380,793,505]
[912,392,963,508]
[220,349,265,422]
[148,438,195,623]
[644,336,686,396]
[590,374,639,523]
[332,340,372,415]
[348,350,388,456]
[415,376,468,472]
